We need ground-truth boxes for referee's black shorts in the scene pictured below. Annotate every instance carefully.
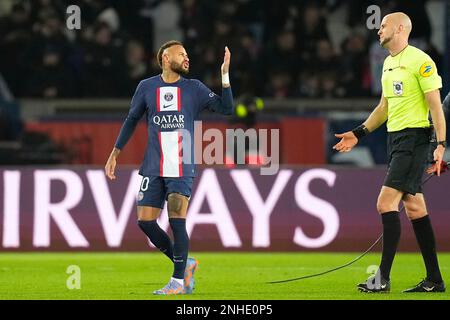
[383,127,432,195]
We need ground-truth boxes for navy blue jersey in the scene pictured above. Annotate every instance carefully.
[115,75,234,177]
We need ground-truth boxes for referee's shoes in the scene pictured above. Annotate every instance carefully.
[357,274,390,293]
[403,279,446,293]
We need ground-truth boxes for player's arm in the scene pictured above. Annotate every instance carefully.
[105,81,146,180]
[221,46,231,89]
[105,147,121,180]
[426,89,446,176]
[333,95,388,153]
[199,47,234,115]
[211,85,234,115]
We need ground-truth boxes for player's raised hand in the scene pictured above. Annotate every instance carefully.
[221,46,231,75]
[333,131,358,152]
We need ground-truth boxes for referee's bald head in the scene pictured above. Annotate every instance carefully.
[378,12,412,48]
[387,12,412,35]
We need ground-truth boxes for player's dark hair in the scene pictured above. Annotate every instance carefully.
[157,40,184,69]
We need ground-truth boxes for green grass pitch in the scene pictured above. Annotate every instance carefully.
[0,252,448,300]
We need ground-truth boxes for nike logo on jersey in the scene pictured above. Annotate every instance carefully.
[162,104,174,109]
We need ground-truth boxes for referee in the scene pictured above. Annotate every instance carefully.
[334,12,446,293]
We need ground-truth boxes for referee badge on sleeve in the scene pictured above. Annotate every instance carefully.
[393,81,403,96]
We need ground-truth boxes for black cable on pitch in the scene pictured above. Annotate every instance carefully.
[268,233,383,284]
[268,166,445,284]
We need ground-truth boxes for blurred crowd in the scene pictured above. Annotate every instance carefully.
[0,0,444,99]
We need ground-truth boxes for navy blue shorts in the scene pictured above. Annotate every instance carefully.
[137,176,194,208]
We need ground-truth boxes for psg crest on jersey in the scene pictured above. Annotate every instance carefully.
[164,92,173,101]
[393,81,403,96]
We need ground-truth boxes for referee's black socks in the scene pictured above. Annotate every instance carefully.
[379,211,401,281]
[411,215,443,283]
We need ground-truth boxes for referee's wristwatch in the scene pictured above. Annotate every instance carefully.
[437,141,447,148]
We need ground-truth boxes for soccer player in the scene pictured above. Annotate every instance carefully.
[334,12,446,293]
[104,40,234,295]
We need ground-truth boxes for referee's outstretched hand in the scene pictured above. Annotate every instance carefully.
[431,145,446,177]
[426,161,448,176]
[333,131,358,153]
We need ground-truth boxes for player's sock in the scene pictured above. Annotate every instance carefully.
[411,215,443,283]
[379,211,401,280]
[137,220,173,261]
[171,277,184,286]
[169,218,189,280]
